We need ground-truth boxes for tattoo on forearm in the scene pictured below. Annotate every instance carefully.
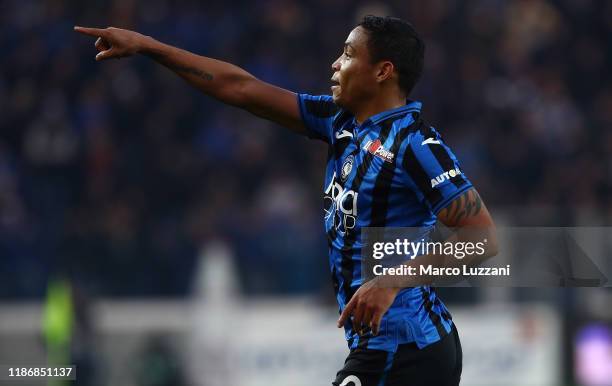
[147,52,213,81]
[168,64,214,81]
[442,189,483,224]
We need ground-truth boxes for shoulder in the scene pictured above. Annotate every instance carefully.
[389,113,431,147]
[402,120,445,149]
[299,94,338,118]
[332,108,353,128]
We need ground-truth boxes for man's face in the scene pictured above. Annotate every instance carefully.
[331,27,378,110]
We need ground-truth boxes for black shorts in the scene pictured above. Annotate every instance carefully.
[332,325,462,386]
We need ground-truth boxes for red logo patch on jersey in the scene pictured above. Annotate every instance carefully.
[363,139,395,163]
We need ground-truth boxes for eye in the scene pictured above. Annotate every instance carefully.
[343,52,352,59]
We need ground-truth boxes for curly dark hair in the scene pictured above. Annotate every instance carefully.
[359,15,425,95]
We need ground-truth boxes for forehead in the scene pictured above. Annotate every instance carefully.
[345,26,369,51]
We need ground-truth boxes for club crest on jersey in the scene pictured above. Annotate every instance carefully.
[341,155,354,181]
[431,167,462,188]
[363,139,394,163]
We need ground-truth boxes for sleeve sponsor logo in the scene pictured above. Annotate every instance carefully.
[431,167,462,188]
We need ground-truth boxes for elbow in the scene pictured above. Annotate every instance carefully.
[480,226,499,262]
[485,243,499,259]
[220,74,258,108]
[461,223,498,265]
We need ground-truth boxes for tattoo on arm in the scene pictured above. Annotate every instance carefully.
[147,52,214,81]
[167,64,213,81]
[440,188,483,224]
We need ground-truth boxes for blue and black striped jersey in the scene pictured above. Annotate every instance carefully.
[298,94,473,352]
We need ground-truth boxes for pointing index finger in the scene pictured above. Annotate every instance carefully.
[74,26,107,38]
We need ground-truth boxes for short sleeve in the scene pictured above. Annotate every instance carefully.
[297,94,338,143]
[400,126,473,214]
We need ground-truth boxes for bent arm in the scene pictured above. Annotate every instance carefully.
[335,189,498,333]
[374,188,498,288]
[74,26,307,134]
[437,187,498,261]
[417,187,499,282]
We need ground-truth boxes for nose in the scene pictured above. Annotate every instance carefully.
[331,56,341,72]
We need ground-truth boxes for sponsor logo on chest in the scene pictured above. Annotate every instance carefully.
[362,138,394,163]
[324,172,358,235]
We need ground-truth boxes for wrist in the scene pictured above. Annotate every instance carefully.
[388,286,402,296]
[138,35,158,55]
[373,276,402,295]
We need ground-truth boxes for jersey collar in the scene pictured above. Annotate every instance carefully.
[352,100,422,129]
[367,100,422,126]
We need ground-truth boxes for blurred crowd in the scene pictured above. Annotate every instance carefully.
[0,0,611,298]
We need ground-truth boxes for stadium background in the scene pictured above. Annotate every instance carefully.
[0,0,611,385]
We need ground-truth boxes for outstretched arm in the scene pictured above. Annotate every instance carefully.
[337,188,498,336]
[74,26,307,134]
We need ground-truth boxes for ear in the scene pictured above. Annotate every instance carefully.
[375,61,395,83]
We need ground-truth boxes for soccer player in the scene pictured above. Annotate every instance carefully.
[75,15,497,386]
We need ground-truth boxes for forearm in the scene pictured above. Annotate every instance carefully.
[75,26,304,131]
[140,36,256,107]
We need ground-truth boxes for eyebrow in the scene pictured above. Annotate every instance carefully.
[344,42,355,51]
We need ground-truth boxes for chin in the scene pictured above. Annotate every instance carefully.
[332,94,345,107]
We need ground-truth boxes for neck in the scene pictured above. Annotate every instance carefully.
[353,93,406,124]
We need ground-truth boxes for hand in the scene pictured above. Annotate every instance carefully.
[336,278,400,336]
[74,26,148,61]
